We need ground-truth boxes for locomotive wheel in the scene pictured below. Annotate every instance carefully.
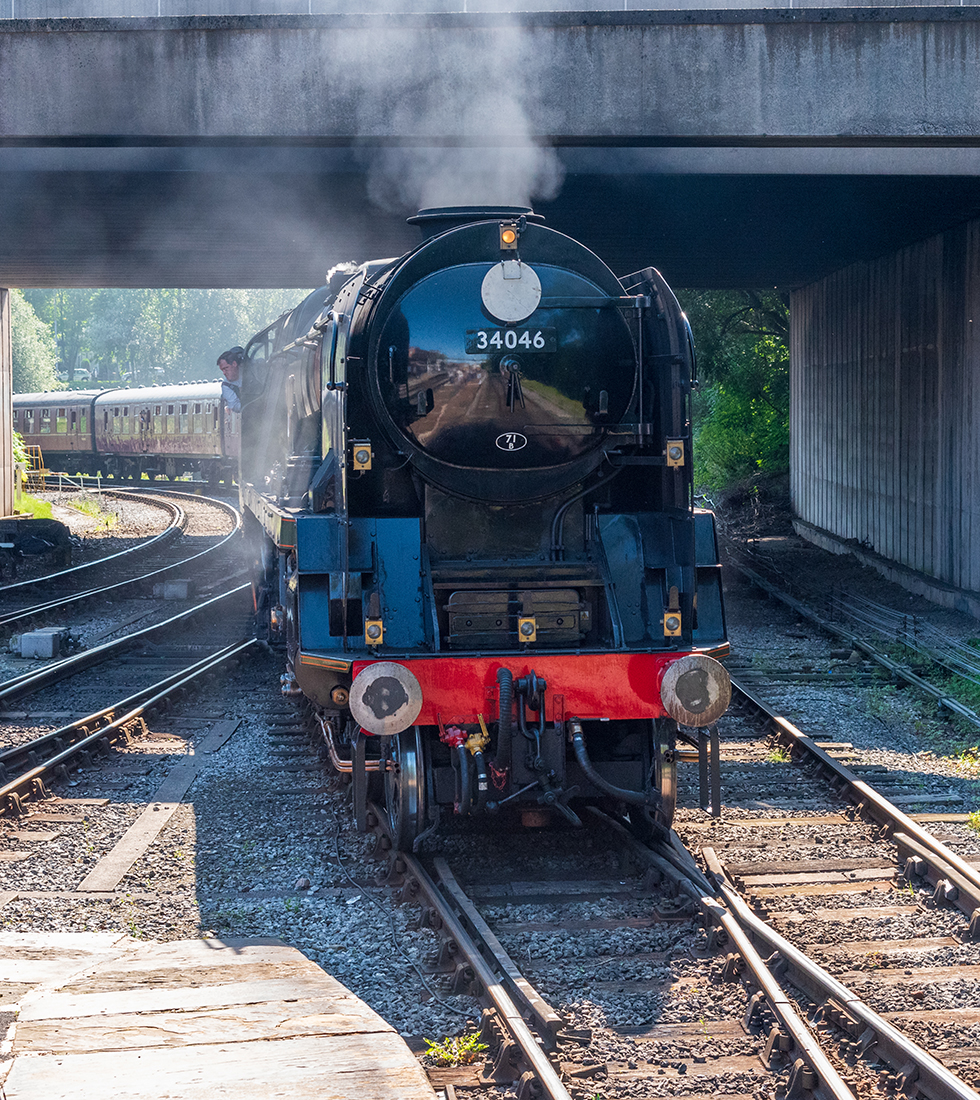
[383,726,428,851]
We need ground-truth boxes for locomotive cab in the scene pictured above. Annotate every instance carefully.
[238,207,729,848]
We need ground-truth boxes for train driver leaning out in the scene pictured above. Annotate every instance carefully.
[217,346,246,412]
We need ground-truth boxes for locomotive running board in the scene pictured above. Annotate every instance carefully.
[240,483,297,551]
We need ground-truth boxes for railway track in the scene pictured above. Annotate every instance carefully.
[720,537,980,736]
[0,644,326,945]
[353,671,980,1100]
[1,490,976,1100]
[0,488,243,635]
[1,489,186,597]
[0,490,257,927]
[0,584,252,710]
[0,639,256,818]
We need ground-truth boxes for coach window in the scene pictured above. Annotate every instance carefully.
[56,408,67,433]
[40,409,51,433]
[179,403,189,433]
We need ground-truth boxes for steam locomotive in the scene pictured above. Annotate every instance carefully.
[239,207,730,847]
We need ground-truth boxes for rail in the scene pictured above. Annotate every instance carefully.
[700,847,980,1100]
[0,583,251,704]
[2,490,184,596]
[733,677,980,933]
[0,494,242,630]
[399,850,574,1100]
[0,638,256,815]
[725,552,980,734]
[594,804,980,1100]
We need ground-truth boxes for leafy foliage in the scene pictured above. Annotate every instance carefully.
[676,289,790,492]
[21,287,309,388]
[423,1033,489,1066]
[22,288,95,386]
[10,290,61,394]
[12,430,29,466]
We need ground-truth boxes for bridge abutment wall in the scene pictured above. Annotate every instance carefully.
[1,290,11,520]
[791,218,980,609]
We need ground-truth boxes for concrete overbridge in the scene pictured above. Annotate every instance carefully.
[1,9,980,286]
[1,8,979,607]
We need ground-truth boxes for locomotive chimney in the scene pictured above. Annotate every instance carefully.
[408,206,545,240]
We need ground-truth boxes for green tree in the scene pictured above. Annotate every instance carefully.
[23,287,307,387]
[85,288,175,385]
[10,290,61,394]
[22,288,97,384]
[677,290,790,492]
[173,288,303,379]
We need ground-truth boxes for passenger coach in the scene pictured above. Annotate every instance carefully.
[13,382,239,483]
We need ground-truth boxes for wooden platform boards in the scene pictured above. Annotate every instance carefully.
[0,933,436,1100]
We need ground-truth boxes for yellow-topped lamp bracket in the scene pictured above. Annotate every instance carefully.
[499,223,519,250]
[352,441,372,471]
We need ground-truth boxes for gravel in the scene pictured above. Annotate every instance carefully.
[0,483,978,1098]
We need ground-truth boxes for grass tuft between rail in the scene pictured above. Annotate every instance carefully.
[422,1033,488,1066]
[65,494,118,528]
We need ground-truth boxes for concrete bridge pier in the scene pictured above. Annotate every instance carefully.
[1,290,12,520]
[791,215,980,616]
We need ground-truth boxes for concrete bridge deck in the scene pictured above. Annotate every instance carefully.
[1,9,980,145]
[1,9,980,286]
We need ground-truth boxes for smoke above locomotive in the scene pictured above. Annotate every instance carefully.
[238,206,730,848]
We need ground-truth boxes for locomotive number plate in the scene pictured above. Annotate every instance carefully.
[465,327,556,353]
